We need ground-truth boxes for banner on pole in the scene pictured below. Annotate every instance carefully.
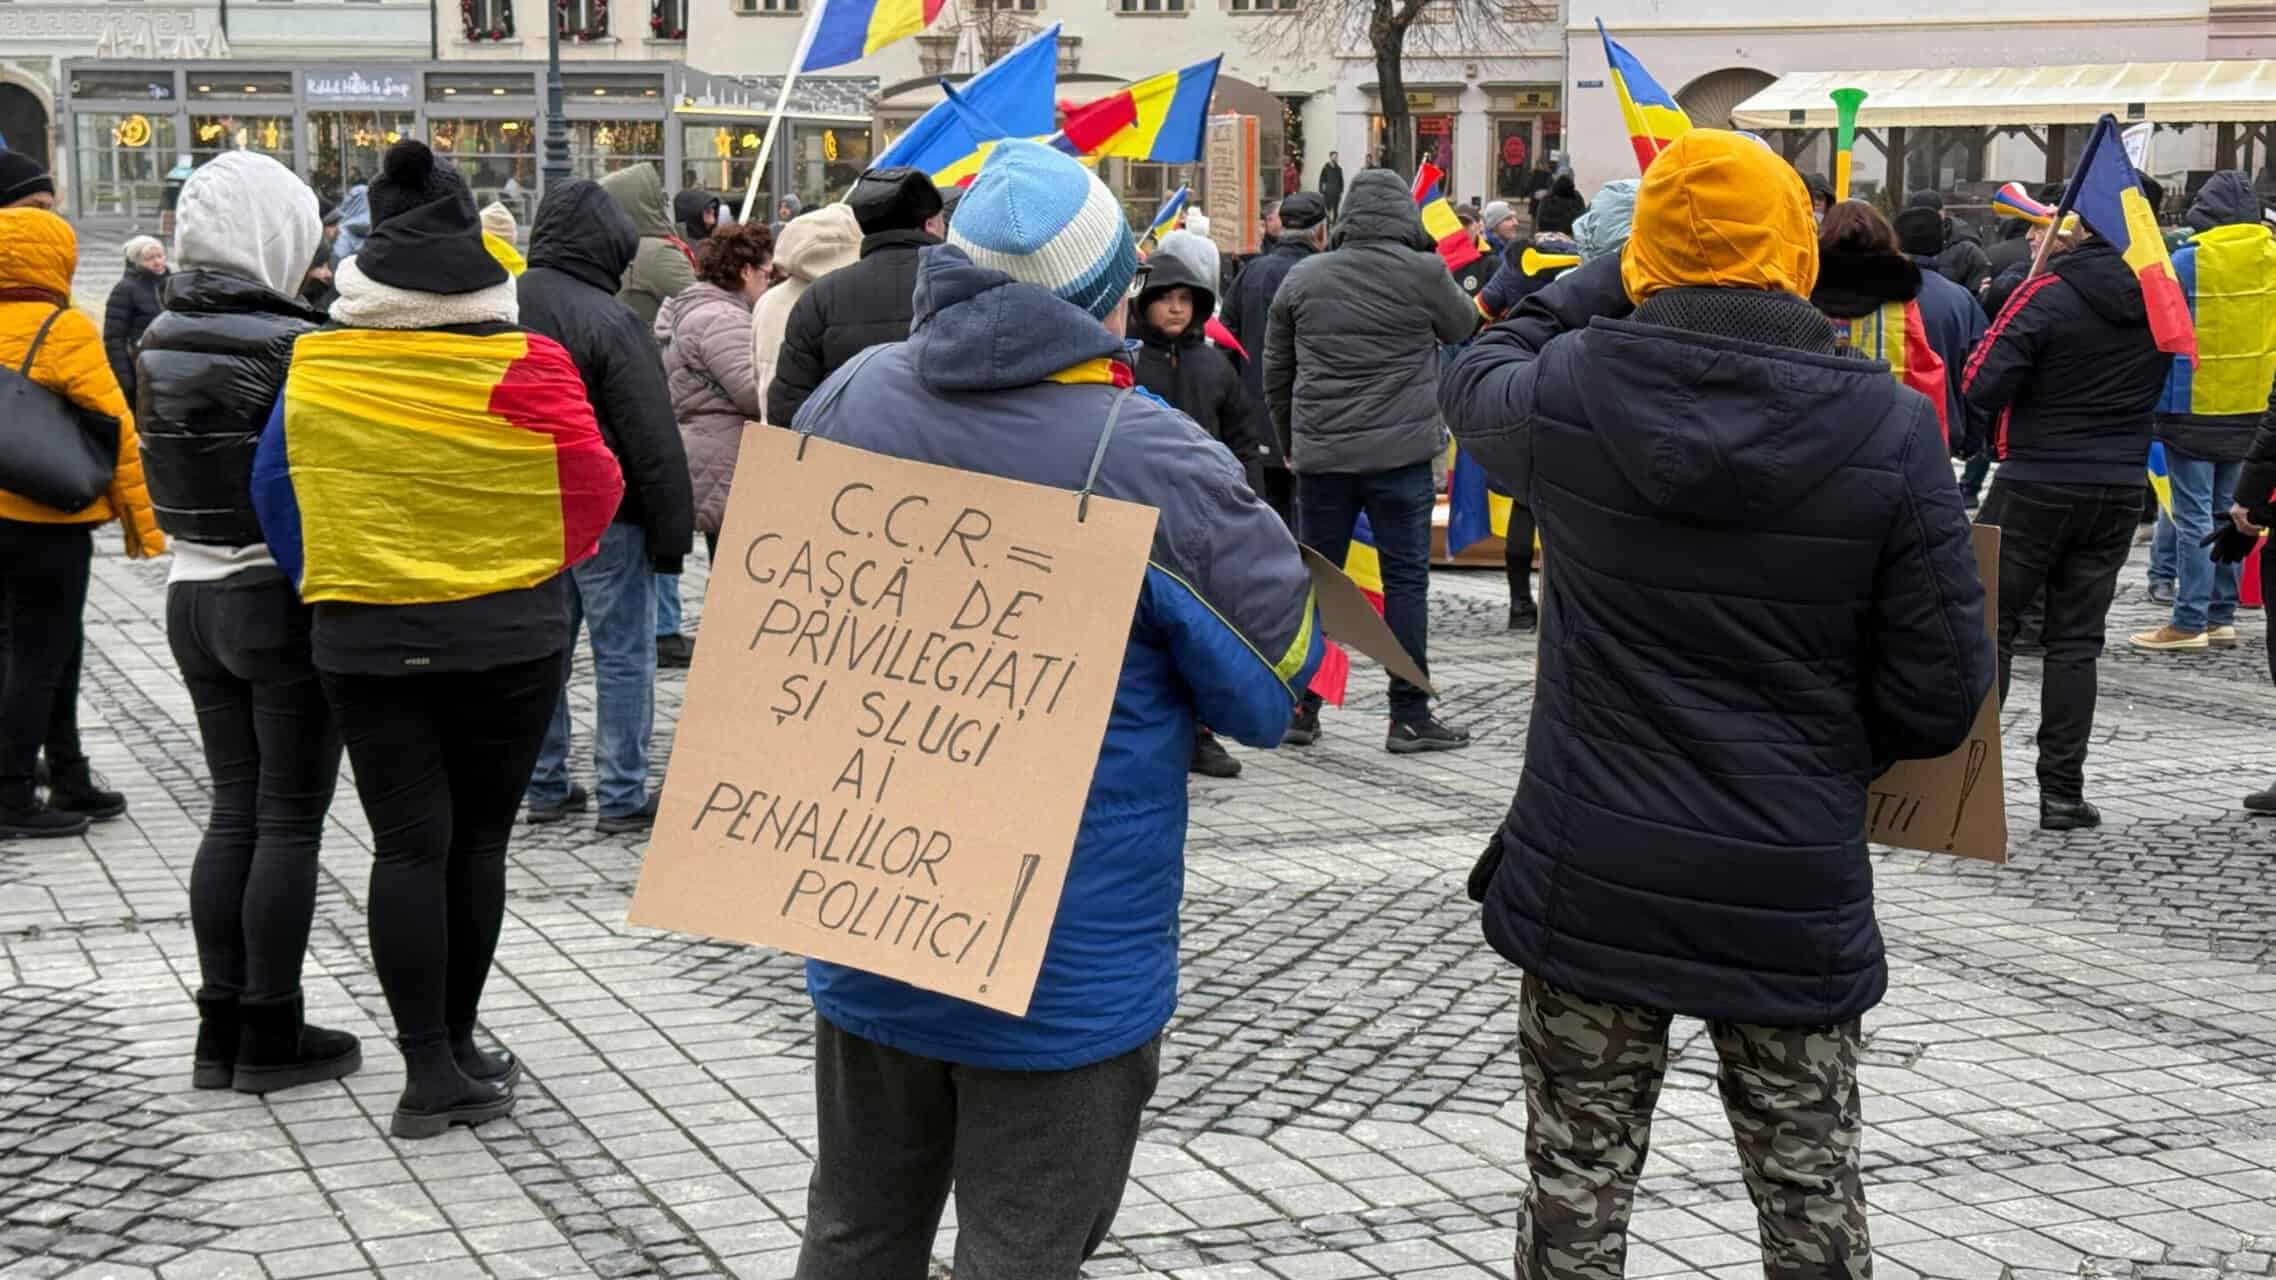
[629,430,1158,1015]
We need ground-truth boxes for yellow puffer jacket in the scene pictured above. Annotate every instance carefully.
[0,208,163,557]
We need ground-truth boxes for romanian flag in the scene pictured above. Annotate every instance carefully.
[1146,186,1191,242]
[2160,223,2276,417]
[1059,57,1220,164]
[1991,181,2055,226]
[1412,163,1483,275]
[1597,19,1690,174]
[875,24,1062,186]
[2057,113,2196,363]
[252,329,624,605]
[800,0,949,72]
[2147,441,2173,516]
[1828,301,1950,444]
[1445,446,1514,557]
[1308,515,1386,708]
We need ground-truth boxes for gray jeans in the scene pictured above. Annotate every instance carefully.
[794,1016,1160,1280]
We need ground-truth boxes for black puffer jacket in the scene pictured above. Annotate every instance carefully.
[104,263,165,405]
[1221,236,1315,470]
[1984,219,2034,283]
[134,270,325,546]
[1962,238,2168,485]
[1934,217,1993,295]
[518,178,695,572]
[1442,278,1991,1027]
[1131,236,1270,487]
[764,227,937,428]
[1264,170,1478,473]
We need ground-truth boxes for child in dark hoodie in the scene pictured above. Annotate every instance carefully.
[1130,229,1273,780]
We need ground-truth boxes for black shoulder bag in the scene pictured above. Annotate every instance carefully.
[0,307,122,512]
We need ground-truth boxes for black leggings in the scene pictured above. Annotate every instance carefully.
[0,520,92,796]
[321,654,563,1046]
[1503,502,1537,607]
[171,578,343,1000]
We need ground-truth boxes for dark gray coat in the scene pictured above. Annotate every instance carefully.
[1263,170,1477,474]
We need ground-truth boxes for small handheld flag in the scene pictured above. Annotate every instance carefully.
[1596,19,1690,173]
[800,0,950,72]
[1145,186,1191,243]
[2043,113,2196,364]
[1410,163,1483,275]
[2147,442,2173,516]
[1830,88,1867,202]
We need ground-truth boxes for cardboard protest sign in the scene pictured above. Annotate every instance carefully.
[1301,547,1435,696]
[1867,524,2006,863]
[628,430,1157,1015]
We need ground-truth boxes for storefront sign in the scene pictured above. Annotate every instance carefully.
[305,70,415,105]
[630,431,1157,1015]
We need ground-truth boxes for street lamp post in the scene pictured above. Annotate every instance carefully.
[541,0,572,189]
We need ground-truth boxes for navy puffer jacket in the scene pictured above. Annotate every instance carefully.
[1442,270,1993,1028]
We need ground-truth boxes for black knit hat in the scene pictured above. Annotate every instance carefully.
[847,166,943,235]
[0,150,55,207]
[1893,207,1945,257]
[355,139,506,294]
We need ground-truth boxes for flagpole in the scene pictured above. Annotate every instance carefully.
[738,0,829,224]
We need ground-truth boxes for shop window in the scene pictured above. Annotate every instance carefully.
[1116,0,1187,14]
[429,73,535,102]
[790,119,872,208]
[430,119,539,223]
[73,111,178,220]
[191,115,296,169]
[69,71,175,102]
[189,74,293,101]
[306,111,417,207]
[565,74,663,100]
[572,120,665,180]
[684,124,766,208]
[732,0,801,14]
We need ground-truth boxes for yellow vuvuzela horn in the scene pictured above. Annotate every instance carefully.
[1522,247,1582,276]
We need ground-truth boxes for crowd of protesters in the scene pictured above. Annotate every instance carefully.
[0,117,2270,1280]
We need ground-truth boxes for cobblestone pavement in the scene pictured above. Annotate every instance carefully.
[5,231,2275,1280]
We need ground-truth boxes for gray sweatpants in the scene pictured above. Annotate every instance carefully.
[793,1015,1161,1280]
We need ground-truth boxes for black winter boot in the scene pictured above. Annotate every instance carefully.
[449,1021,521,1088]
[44,759,126,821]
[233,992,362,1094]
[392,1035,515,1140]
[0,781,89,840]
[193,990,239,1089]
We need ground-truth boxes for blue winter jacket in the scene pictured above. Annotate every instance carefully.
[792,245,1325,1070]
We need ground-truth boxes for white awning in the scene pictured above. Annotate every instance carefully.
[1730,61,2276,129]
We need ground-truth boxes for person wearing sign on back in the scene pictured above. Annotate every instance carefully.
[787,139,1324,1280]
[1,177,165,842]
[1441,130,1993,1278]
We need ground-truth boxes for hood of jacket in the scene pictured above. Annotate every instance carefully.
[173,151,324,297]
[529,177,641,293]
[160,268,324,323]
[776,203,863,283]
[2187,169,2259,232]
[654,279,751,342]
[2052,238,2149,327]
[905,245,1124,394]
[0,207,76,299]
[1573,303,1899,528]
[599,163,676,240]
[1944,215,1983,247]
[1573,179,1638,263]
[1811,249,1922,318]
[1137,231,1219,338]
[673,188,719,243]
[1334,170,1429,251]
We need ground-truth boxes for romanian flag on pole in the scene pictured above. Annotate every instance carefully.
[251,329,624,605]
[800,0,949,72]
[1145,186,1191,242]
[1059,57,1221,164]
[1596,18,1690,174]
[2057,113,2197,363]
[1412,163,1483,275]
[875,24,1062,186]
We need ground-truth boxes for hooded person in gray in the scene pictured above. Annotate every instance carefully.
[1264,167,1479,754]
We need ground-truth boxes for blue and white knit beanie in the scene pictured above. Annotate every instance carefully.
[946,139,1138,321]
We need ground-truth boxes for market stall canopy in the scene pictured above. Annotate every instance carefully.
[1732,61,2276,129]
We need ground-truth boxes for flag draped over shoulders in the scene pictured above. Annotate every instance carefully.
[252,327,624,605]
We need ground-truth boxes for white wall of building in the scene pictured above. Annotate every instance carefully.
[1569,2,2208,199]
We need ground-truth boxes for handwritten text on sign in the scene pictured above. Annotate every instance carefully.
[628,430,1157,1016]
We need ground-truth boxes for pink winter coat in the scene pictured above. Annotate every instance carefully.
[655,281,761,534]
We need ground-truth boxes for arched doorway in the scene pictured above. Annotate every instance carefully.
[1675,67,1776,132]
[0,82,51,169]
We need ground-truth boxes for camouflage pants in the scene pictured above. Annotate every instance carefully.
[1515,973,1872,1279]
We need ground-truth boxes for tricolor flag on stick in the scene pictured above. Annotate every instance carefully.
[1596,18,1690,173]
[1144,186,1191,243]
[800,0,950,71]
[2040,113,2196,363]
[1412,163,1483,274]
[1059,56,1221,164]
